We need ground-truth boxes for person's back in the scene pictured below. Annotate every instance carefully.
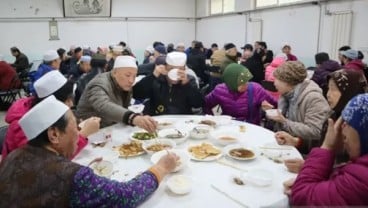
[187,48,207,84]
[265,56,286,82]
[242,52,264,83]
[0,61,18,90]
[0,145,81,207]
[345,59,365,72]
[311,60,340,96]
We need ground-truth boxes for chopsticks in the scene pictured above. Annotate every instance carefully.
[211,184,249,208]
[216,159,247,172]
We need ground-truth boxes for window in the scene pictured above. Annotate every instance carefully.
[210,0,235,15]
[256,0,303,8]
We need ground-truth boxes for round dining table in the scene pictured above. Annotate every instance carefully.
[73,115,301,208]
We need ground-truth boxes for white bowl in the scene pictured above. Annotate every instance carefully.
[265,109,279,117]
[167,175,192,195]
[158,128,188,144]
[91,160,113,178]
[168,68,179,81]
[243,169,273,187]
[189,125,214,140]
[211,130,241,146]
[155,118,176,130]
[224,144,257,161]
[151,149,190,172]
[142,139,176,154]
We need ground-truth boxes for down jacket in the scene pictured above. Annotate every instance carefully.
[205,82,277,125]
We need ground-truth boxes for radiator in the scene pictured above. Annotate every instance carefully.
[330,11,353,61]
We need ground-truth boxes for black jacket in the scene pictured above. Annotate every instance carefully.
[11,53,29,73]
[133,75,204,116]
[187,49,208,84]
[241,52,265,84]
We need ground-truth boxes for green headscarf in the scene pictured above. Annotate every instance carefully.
[222,63,253,92]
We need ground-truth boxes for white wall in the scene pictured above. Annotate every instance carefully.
[0,0,195,63]
[196,0,368,66]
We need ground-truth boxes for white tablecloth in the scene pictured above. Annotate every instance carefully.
[73,115,300,208]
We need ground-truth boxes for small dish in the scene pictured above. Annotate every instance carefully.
[130,130,158,142]
[158,128,188,144]
[155,118,176,130]
[167,175,192,195]
[189,125,214,140]
[224,144,257,161]
[151,149,190,172]
[142,139,176,154]
[210,130,241,146]
[91,160,113,178]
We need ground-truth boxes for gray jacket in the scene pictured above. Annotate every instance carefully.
[76,72,132,128]
[277,80,330,153]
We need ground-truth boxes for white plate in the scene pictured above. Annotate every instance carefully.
[142,139,176,154]
[187,143,223,162]
[155,118,176,130]
[91,160,113,178]
[210,130,242,146]
[168,68,179,81]
[201,115,233,126]
[151,149,190,172]
[158,128,188,144]
[224,144,257,161]
[130,130,158,142]
[114,141,146,158]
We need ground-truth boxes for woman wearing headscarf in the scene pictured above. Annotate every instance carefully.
[1,71,100,160]
[0,96,178,207]
[267,61,330,154]
[205,63,277,125]
[284,93,368,206]
[279,69,368,173]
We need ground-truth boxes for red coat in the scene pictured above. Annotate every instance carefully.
[291,148,368,206]
[0,61,18,90]
[2,97,88,160]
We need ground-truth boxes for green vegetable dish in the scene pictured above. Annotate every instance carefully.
[132,132,157,140]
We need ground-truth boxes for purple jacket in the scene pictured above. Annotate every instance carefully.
[311,60,340,91]
[291,148,368,206]
[205,82,277,125]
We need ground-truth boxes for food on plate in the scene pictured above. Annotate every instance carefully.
[219,136,237,142]
[229,148,255,159]
[164,130,184,139]
[114,141,144,157]
[132,132,157,140]
[233,177,245,185]
[92,161,113,177]
[199,120,216,127]
[146,143,172,152]
[158,122,172,127]
[188,143,221,159]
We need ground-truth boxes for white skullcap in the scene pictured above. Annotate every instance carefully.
[80,55,92,63]
[177,43,185,47]
[82,45,90,50]
[34,70,67,98]
[166,52,187,66]
[43,50,59,62]
[19,95,69,140]
[113,56,137,69]
[145,46,154,54]
[113,45,123,52]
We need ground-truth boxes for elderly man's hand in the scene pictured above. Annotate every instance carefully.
[177,69,189,85]
[79,117,101,138]
[132,115,158,133]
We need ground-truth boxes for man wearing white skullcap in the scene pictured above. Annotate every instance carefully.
[68,55,92,82]
[77,55,157,131]
[29,49,61,95]
[2,70,100,160]
[0,95,178,208]
[106,45,124,71]
[133,51,204,115]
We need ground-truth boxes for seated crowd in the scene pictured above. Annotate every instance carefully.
[0,40,368,207]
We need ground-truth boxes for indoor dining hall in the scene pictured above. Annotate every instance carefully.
[1,0,368,207]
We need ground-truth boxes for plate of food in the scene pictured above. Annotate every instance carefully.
[91,160,114,178]
[142,139,176,154]
[210,130,241,146]
[130,131,158,142]
[158,128,188,144]
[199,115,232,127]
[114,141,145,158]
[224,144,257,161]
[188,143,222,161]
[151,149,190,172]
